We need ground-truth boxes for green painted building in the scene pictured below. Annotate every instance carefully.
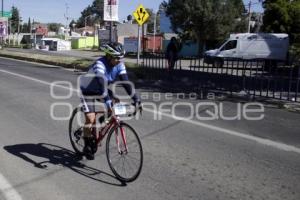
[71,37,99,49]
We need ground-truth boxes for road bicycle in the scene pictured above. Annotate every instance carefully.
[69,103,143,182]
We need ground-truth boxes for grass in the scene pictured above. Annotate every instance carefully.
[0,49,93,70]
[0,48,146,82]
[0,49,140,73]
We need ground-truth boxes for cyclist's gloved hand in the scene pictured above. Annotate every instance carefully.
[105,100,113,113]
[133,100,142,114]
[113,97,120,103]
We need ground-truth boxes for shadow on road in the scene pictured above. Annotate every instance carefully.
[3,143,126,186]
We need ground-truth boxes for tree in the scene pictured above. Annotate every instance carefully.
[146,9,160,33]
[262,0,300,44]
[76,0,104,28]
[163,0,246,53]
[262,0,300,63]
[262,0,290,33]
[289,1,300,45]
[127,15,133,22]
[48,23,63,32]
[27,18,31,33]
[10,6,20,33]
[69,19,77,29]
[21,23,28,33]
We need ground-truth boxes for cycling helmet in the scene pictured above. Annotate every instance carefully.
[101,42,126,58]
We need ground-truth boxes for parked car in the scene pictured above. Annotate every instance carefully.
[204,33,289,67]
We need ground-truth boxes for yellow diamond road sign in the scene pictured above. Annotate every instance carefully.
[133,5,149,26]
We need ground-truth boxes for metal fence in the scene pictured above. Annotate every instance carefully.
[141,53,300,102]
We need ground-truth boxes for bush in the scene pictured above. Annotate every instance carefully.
[22,44,32,49]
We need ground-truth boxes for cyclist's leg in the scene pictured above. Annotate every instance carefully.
[81,96,97,160]
[83,113,96,137]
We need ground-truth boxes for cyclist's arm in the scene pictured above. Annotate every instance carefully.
[118,73,140,104]
[92,61,112,108]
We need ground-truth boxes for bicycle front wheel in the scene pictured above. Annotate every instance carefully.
[69,107,85,155]
[106,122,143,182]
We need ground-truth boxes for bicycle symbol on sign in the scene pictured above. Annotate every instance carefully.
[133,5,150,26]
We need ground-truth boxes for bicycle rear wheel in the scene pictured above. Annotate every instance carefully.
[106,122,143,182]
[69,107,85,155]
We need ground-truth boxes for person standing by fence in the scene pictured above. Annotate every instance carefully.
[166,37,181,74]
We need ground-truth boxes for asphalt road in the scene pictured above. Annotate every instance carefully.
[0,57,299,200]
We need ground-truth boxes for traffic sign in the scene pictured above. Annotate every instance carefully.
[133,5,149,26]
[1,11,12,18]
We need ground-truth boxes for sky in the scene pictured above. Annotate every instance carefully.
[4,0,263,24]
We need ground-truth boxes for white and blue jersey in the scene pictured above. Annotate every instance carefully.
[80,57,127,94]
[80,57,127,95]
[80,57,139,111]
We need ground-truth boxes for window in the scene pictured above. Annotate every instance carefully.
[221,40,237,51]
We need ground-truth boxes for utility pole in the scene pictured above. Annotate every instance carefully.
[109,3,113,43]
[64,3,70,36]
[248,1,252,33]
[110,21,113,43]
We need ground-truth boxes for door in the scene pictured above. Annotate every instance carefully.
[218,40,237,58]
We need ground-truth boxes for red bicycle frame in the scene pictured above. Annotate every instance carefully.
[94,115,128,153]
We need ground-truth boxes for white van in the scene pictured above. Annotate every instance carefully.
[204,33,289,66]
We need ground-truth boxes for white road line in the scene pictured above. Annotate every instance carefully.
[0,173,23,200]
[0,69,73,91]
[143,108,300,154]
[0,56,61,68]
[0,56,80,72]
[1,69,300,155]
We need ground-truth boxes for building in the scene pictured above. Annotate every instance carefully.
[33,24,48,36]
[116,23,147,44]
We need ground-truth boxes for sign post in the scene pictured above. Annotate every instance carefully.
[133,5,149,66]
[137,26,141,65]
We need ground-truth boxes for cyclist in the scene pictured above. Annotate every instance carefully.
[79,42,141,160]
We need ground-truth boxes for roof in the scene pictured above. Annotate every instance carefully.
[230,33,289,40]
[42,38,62,42]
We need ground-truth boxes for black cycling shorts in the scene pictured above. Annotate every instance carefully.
[80,96,106,113]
